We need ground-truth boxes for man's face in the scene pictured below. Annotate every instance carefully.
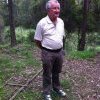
[48,2,60,19]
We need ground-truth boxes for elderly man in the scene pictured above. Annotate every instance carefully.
[34,0,66,100]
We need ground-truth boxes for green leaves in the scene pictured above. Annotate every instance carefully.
[68,50,96,59]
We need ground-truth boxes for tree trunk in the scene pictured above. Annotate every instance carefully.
[8,0,16,46]
[0,15,4,43]
[77,0,89,51]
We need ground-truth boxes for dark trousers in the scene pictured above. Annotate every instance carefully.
[41,49,64,94]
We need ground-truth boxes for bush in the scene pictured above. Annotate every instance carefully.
[68,50,96,59]
[27,31,35,42]
[4,27,35,43]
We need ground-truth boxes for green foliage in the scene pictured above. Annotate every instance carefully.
[27,31,35,42]
[3,26,10,42]
[16,90,41,100]
[86,32,100,51]
[0,43,41,99]
[64,31,99,54]
[0,15,4,42]
[1,0,98,51]
[15,27,35,43]
[0,15,4,29]
[0,87,5,100]
[4,26,35,43]
[95,46,100,52]
[0,56,13,68]
[60,0,77,32]
[8,44,40,67]
[0,0,100,32]
[87,12,95,32]
[0,0,9,26]
[91,0,100,32]
[68,50,96,59]
[51,79,76,100]
[51,79,77,100]
[61,79,77,100]
[65,32,78,52]
[61,79,71,90]
[0,43,10,48]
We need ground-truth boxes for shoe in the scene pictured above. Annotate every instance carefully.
[43,94,52,100]
[54,89,66,97]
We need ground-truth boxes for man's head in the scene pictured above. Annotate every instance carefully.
[46,0,60,21]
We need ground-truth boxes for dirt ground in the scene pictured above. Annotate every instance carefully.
[4,48,100,100]
[32,49,100,100]
[61,52,100,100]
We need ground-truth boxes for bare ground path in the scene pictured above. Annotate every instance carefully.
[29,48,100,100]
[62,52,100,100]
[2,47,100,100]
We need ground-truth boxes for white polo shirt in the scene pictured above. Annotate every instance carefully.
[34,16,65,50]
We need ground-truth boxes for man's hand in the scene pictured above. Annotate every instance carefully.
[62,49,66,56]
[34,40,42,49]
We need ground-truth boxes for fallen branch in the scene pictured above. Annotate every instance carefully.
[9,68,43,100]
[3,76,14,87]
[7,83,27,87]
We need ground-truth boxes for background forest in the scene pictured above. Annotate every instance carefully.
[0,0,100,100]
[0,0,99,51]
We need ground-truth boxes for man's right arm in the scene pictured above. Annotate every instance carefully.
[34,21,43,49]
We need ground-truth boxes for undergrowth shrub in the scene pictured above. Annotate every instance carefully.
[68,50,96,59]
[4,27,35,43]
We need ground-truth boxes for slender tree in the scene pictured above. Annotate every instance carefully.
[8,0,16,46]
[77,0,89,51]
[0,15,4,43]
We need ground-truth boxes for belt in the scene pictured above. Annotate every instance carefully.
[42,47,62,52]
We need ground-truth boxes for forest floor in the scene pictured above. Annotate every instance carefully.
[32,48,100,100]
[62,52,100,100]
[0,45,100,100]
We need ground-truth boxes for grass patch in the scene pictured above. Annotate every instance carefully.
[68,50,96,59]
[4,26,35,43]
[61,79,77,100]
[16,90,41,100]
[0,57,12,67]
[51,79,77,100]
[0,43,41,100]
[0,87,6,100]
[95,45,100,52]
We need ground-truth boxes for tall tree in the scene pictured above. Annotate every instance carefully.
[0,15,4,43]
[93,0,100,32]
[77,0,89,51]
[8,0,16,46]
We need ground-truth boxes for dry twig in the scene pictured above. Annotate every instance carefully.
[9,69,43,100]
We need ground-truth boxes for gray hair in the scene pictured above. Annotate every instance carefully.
[46,0,60,11]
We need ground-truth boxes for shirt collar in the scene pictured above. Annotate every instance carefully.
[46,15,58,24]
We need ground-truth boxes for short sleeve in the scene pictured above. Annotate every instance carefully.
[34,22,43,41]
